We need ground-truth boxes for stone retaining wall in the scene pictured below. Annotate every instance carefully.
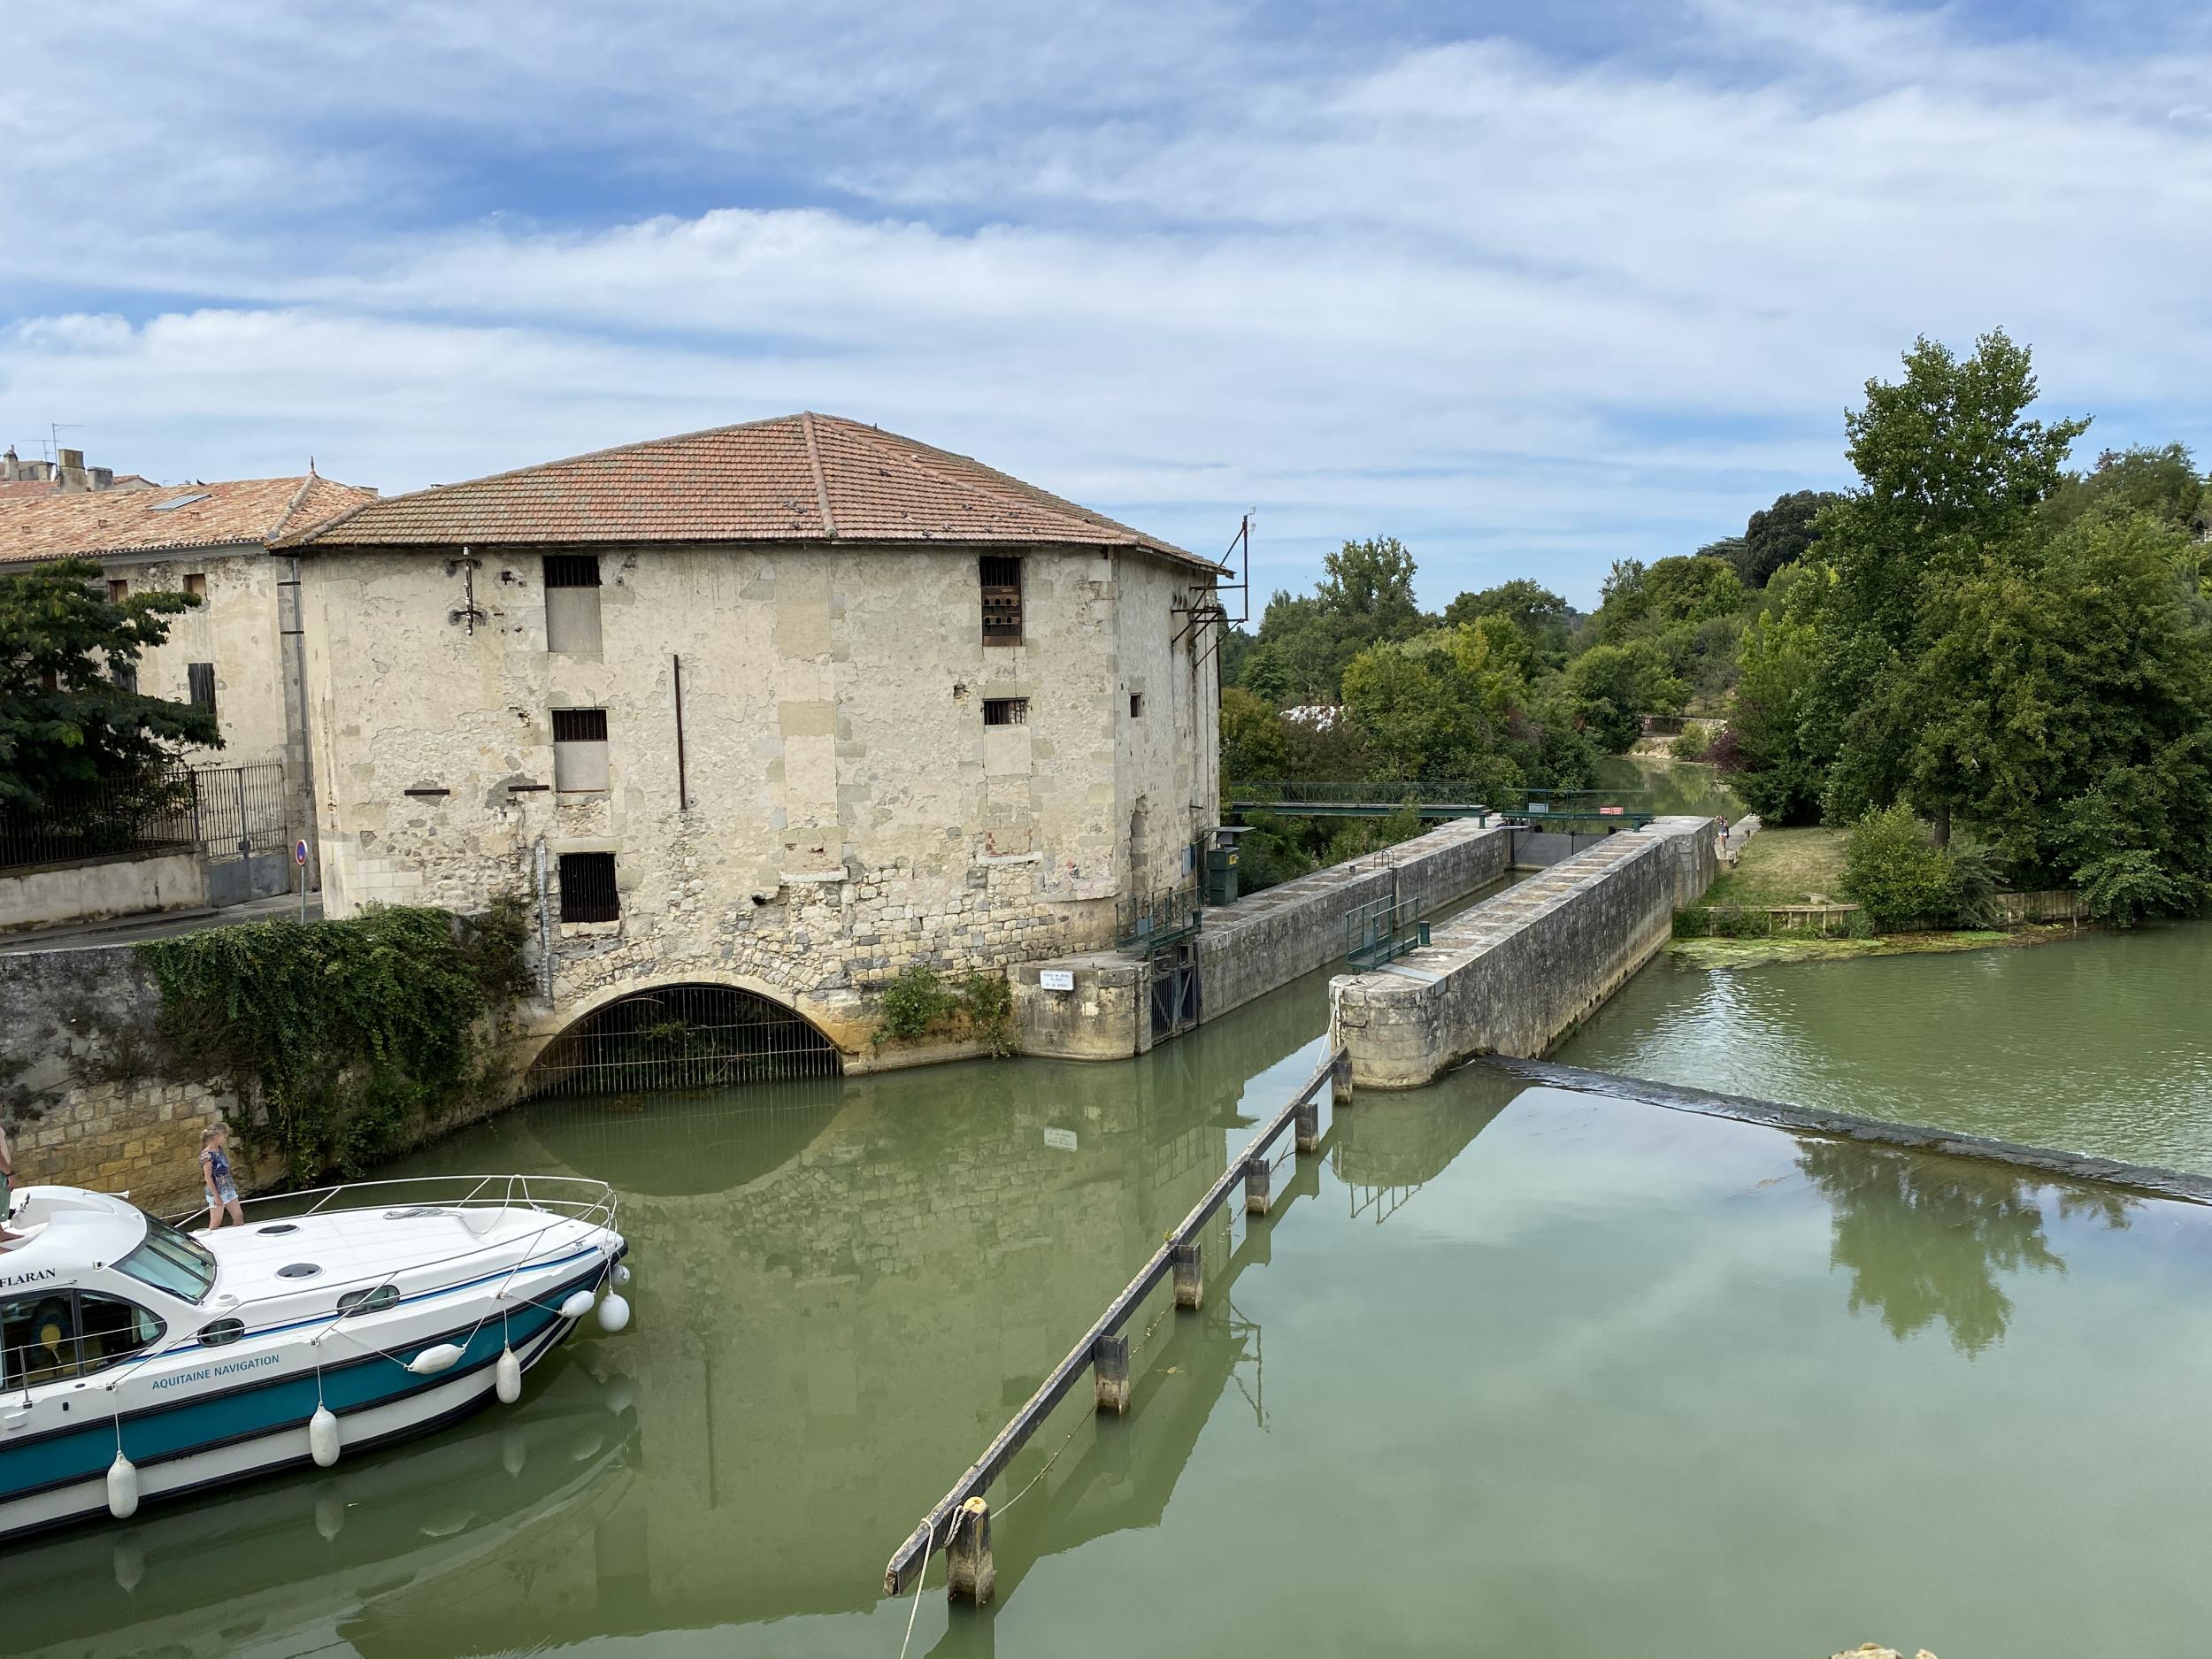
[1330,816,1717,1088]
[1012,817,1511,1060]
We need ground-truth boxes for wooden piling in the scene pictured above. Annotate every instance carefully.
[1294,1096,1321,1154]
[1331,1048,1355,1110]
[1243,1155,1271,1216]
[947,1497,995,1603]
[1173,1241,1202,1310]
[1093,1332,1131,1414]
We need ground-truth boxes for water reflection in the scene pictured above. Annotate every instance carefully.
[1798,1140,2133,1356]
[0,1360,637,1659]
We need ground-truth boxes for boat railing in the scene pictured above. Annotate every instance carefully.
[171,1172,618,1233]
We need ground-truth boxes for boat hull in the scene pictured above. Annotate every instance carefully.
[0,1263,595,1544]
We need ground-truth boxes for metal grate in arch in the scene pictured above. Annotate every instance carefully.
[522,982,843,1101]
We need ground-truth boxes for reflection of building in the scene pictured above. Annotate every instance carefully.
[312,969,1329,1646]
[283,417,1225,1060]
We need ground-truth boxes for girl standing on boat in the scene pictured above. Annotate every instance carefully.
[201,1124,243,1230]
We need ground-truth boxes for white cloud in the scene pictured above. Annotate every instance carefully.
[4,3,2210,605]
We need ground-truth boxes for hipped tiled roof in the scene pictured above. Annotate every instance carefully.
[0,475,376,566]
[287,413,1218,571]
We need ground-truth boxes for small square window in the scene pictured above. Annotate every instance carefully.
[107,579,129,603]
[182,573,206,599]
[557,851,619,923]
[983,697,1028,727]
[1129,693,1144,718]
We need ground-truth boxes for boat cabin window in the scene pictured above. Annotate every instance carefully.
[115,1212,219,1304]
[2,1291,165,1387]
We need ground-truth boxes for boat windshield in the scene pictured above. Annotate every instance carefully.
[115,1213,219,1304]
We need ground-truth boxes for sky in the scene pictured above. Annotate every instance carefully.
[4,2,2210,610]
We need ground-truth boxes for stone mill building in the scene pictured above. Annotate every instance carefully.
[281,414,1226,1083]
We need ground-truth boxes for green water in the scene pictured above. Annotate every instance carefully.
[20,910,2212,1656]
[1560,919,2212,1172]
[1592,754,1744,820]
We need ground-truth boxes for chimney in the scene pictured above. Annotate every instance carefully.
[55,448,88,493]
[88,466,113,490]
[0,445,15,482]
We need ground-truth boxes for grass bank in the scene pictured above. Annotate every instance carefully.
[1671,923,2082,970]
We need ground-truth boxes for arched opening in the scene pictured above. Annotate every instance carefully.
[522,982,843,1102]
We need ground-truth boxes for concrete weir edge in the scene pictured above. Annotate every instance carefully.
[1483,1055,2212,1209]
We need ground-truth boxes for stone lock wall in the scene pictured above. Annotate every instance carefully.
[1331,817,1718,1088]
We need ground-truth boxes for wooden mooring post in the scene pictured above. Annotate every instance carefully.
[1332,1048,1354,1110]
[947,1497,994,1603]
[880,1047,1344,1600]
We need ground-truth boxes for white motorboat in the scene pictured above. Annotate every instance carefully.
[0,1174,630,1542]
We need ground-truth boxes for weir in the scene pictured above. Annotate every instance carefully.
[1331,815,1717,1088]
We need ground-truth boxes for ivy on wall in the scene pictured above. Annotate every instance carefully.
[135,899,532,1182]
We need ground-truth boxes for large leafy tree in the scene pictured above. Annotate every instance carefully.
[1442,578,1573,662]
[1239,534,1433,704]
[0,558,219,810]
[2041,443,2203,535]
[1735,489,1843,588]
[1803,329,2090,825]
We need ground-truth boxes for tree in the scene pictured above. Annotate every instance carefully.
[0,558,218,810]
[1316,536,1422,635]
[1724,595,1824,824]
[1219,686,1290,782]
[1734,489,1842,587]
[1561,641,1686,752]
[2042,443,2203,534]
[1443,579,1572,660]
[1641,554,1744,626]
[1804,329,2090,824]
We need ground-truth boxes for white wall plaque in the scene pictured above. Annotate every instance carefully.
[1043,1127,1079,1151]
[1039,969,1076,991]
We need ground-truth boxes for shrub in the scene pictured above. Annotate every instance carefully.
[872,964,1017,1056]
[1947,842,2002,928]
[1671,725,1712,762]
[1842,806,1955,931]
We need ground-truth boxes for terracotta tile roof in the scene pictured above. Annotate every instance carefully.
[0,475,376,566]
[288,413,1219,571]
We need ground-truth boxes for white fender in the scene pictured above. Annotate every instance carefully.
[558,1290,596,1321]
[606,1374,639,1415]
[595,1292,631,1333]
[495,1345,522,1404]
[106,1452,139,1519]
[309,1405,341,1468]
[406,1343,464,1376]
[612,1263,632,1287]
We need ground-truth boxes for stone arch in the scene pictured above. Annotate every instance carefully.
[518,979,844,1103]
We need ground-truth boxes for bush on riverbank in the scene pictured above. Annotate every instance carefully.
[134,899,532,1181]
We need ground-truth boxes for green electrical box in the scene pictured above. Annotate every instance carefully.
[1204,835,1242,906]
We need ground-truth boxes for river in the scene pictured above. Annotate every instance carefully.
[18,885,2212,1656]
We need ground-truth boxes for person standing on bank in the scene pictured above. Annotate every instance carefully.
[0,1119,16,1242]
[201,1124,243,1229]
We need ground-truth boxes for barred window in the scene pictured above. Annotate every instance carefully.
[983,697,1028,727]
[558,852,619,923]
[979,556,1022,645]
[552,707,611,793]
[544,555,603,656]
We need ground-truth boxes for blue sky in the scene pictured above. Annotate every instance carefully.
[4,2,2210,609]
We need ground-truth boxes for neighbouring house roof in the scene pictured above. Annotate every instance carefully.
[0,475,376,566]
[284,413,1222,572]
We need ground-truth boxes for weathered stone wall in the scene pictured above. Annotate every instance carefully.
[300,541,1218,1058]
[0,947,244,1212]
[107,546,294,771]
[0,849,208,933]
[1012,818,1510,1059]
[1330,816,1717,1087]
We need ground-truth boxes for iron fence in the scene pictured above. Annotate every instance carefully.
[522,983,843,1101]
[1345,893,1431,971]
[0,764,200,872]
[1115,884,1204,955]
[190,762,288,860]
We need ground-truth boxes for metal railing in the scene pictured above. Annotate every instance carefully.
[190,762,288,860]
[0,764,199,872]
[1114,884,1203,955]
[523,983,843,1100]
[1345,894,1431,971]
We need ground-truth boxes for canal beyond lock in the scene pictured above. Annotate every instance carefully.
[19,895,2212,1658]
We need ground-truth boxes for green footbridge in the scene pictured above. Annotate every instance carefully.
[1225,781,1656,829]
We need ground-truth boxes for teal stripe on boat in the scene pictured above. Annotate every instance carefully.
[0,1296,565,1501]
